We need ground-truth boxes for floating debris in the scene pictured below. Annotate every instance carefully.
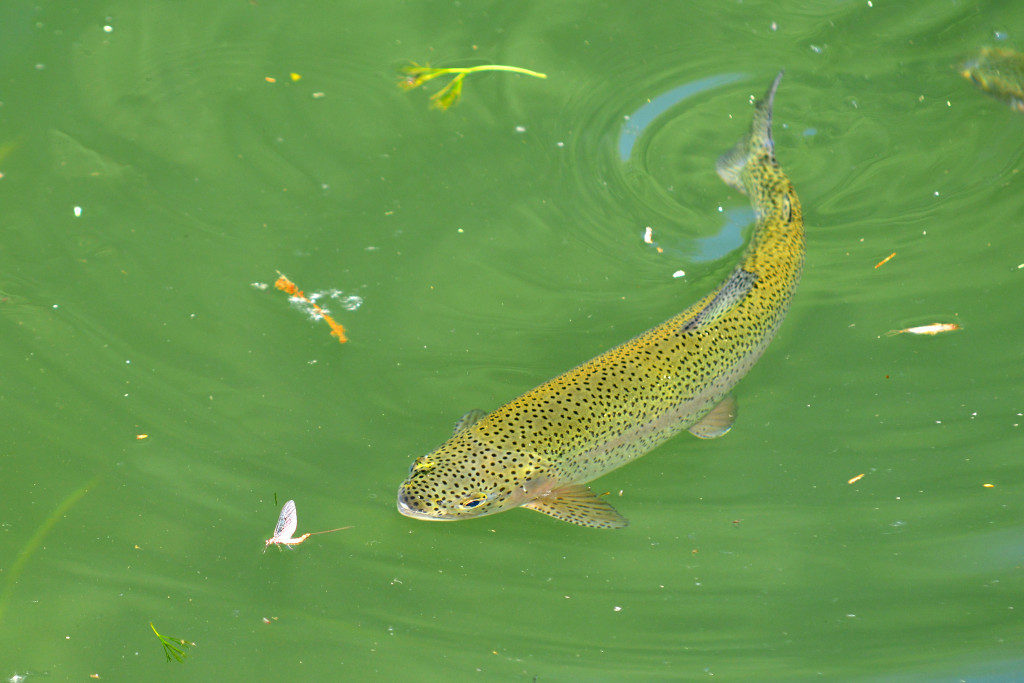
[642,226,664,253]
[398,62,547,110]
[848,473,865,484]
[885,323,960,337]
[874,252,896,269]
[273,272,348,343]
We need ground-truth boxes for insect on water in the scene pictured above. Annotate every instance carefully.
[263,500,351,552]
[265,500,309,551]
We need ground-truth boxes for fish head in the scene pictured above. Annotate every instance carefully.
[397,433,549,522]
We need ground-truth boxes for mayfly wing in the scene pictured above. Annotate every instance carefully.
[274,500,298,541]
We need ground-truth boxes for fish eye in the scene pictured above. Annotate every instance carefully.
[460,494,486,509]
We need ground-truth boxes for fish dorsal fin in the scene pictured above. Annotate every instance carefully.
[522,485,629,529]
[688,394,738,439]
[680,268,758,333]
[452,409,488,435]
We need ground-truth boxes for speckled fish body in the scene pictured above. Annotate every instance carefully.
[398,72,804,528]
[961,47,1024,112]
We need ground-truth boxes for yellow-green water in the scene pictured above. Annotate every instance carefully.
[1,1,1022,680]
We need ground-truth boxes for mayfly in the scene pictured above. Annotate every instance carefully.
[263,499,351,551]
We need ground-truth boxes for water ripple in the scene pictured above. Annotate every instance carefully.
[555,66,761,276]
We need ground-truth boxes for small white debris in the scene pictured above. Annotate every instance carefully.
[73,206,82,217]
[672,270,686,278]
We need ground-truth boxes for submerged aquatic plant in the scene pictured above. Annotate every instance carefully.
[398,62,547,110]
[0,476,100,627]
[150,622,194,663]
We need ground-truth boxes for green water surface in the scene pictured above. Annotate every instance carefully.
[1,1,1022,681]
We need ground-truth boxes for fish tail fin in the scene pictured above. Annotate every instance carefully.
[716,70,784,193]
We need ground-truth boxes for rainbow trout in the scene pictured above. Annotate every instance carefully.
[961,47,1024,113]
[397,72,804,528]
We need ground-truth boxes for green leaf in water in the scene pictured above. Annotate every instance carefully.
[150,622,194,663]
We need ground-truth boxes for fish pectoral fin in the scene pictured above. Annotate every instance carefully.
[452,409,488,435]
[680,268,758,333]
[688,394,738,439]
[522,485,629,529]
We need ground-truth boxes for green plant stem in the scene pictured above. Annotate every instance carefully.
[434,64,547,79]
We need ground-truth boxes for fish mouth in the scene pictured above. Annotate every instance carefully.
[397,489,449,521]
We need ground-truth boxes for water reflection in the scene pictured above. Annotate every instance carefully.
[618,73,744,161]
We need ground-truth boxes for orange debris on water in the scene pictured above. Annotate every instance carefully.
[274,272,348,343]
[874,252,896,269]
[848,473,865,484]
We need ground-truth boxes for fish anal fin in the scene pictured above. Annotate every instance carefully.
[453,409,488,435]
[680,268,758,333]
[522,485,629,529]
[688,394,738,439]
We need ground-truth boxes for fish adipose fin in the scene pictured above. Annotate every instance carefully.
[688,394,738,439]
[715,70,783,192]
[523,484,629,529]
[680,268,758,333]
[453,409,488,435]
